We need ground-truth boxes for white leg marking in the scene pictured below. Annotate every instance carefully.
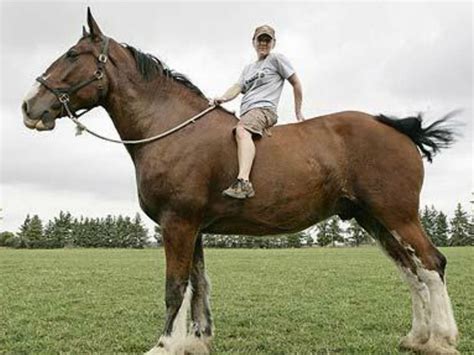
[147,282,210,355]
[173,281,193,340]
[418,268,458,347]
[388,230,459,353]
[399,267,431,347]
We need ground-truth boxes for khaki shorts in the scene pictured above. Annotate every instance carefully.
[234,108,278,137]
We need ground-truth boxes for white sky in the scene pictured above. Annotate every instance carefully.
[1,1,472,233]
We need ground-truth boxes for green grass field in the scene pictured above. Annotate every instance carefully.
[1,247,473,354]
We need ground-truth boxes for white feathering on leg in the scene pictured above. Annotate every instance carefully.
[418,268,458,348]
[399,267,431,347]
[146,282,209,354]
[172,282,193,340]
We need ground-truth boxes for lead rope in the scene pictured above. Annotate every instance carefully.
[62,101,217,145]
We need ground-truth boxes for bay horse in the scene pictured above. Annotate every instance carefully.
[22,9,459,355]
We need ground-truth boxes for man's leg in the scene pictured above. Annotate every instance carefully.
[235,125,255,181]
[222,124,256,199]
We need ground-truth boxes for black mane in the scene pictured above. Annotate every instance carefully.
[123,44,206,98]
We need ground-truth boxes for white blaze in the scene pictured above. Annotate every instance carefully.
[23,81,41,102]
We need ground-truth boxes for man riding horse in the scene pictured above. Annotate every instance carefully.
[212,25,305,199]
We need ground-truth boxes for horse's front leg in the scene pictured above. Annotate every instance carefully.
[190,234,213,347]
[147,213,209,355]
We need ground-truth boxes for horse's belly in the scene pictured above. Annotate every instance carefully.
[202,191,337,236]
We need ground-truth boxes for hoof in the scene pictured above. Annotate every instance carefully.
[399,335,428,351]
[146,336,210,355]
[145,345,168,355]
[400,335,460,355]
[399,330,430,350]
[415,339,459,355]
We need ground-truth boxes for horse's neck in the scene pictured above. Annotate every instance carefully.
[103,76,210,146]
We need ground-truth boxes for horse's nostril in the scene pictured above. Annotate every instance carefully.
[22,101,29,114]
[41,110,50,119]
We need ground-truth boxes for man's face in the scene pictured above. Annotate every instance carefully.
[253,34,274,58]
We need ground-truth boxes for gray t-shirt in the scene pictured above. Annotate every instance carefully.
[238,52,295,116]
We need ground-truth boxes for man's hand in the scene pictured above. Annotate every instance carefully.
[209,84,242,106]
[296,111,305,122]
[209,97,225,106]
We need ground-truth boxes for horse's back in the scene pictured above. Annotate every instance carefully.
[203,110,424,235]
[257,111,423,225]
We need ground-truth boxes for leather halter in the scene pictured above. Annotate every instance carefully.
[36,36,110,118]
[33,35,219,145]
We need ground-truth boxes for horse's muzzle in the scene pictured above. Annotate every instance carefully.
[22,101,56,131]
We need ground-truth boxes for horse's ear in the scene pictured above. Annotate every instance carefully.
[82,25,89,38]
[87,7,103,38]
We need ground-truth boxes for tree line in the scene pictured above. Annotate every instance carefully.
[198,217,371,249]
[419,203,472,247]
[0,211,149,249]
[0,203,472,249]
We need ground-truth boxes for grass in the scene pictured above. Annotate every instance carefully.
[0,247,473,354]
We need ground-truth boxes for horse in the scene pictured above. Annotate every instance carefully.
[22,8,460,355]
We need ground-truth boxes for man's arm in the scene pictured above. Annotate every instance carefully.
[210,83,242,105]
[288,73,305,122]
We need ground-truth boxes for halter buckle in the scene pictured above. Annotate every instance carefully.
[98,54,108,64]
[95,70,104,80]
[58,93,70,103]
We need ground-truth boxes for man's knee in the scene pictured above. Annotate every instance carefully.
[235,125,251,140]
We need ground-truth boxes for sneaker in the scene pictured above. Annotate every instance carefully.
[222,178,255,199]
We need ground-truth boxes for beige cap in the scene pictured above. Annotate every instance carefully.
[253,25,275,40]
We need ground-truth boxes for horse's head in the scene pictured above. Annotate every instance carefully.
[22,8,110,131]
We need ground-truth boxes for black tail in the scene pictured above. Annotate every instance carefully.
[375,110,459,163]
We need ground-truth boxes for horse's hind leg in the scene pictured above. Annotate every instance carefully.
[394,221,458,354]
[147,214,209,355]
[356,213,459,355]
[190,234,213,347]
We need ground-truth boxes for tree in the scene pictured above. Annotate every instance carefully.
[43,211,73,248]
[16,214,32,248]
[420,205,438,242]
[450,203,471,246]
[327,217,344,247]
[432,211,449,247]
[0,231,15,247]
[469,195,474,245]
[347,219,370,246]
[17,214,44,248]
[101,214,116,247]
[88,218,102,248]
[287,233,301,248]
[72,216,92,247]
[316,219,331,247]
[128,213,149,248]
